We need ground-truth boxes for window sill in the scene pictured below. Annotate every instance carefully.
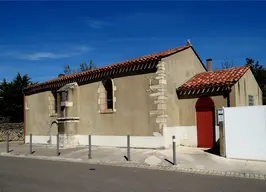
[100,109,115,114]
[49,113,58,117]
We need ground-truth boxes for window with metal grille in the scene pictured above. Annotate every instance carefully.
[248,95,254,106]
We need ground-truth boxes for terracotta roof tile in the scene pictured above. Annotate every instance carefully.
[177,65,251,91]
[24,43,192,93]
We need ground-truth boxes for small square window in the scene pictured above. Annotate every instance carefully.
[248,95,254,106]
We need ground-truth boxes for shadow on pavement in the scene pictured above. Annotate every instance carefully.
[204,140,220,156]
[164,158,174,165]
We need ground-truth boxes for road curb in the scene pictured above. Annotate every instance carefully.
[1,152,265,180]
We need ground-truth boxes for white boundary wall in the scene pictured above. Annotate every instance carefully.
[224,105,266,161]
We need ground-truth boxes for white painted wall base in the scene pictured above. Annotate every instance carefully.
[164,125,220,148]
[25,136,57,145]
[76,135,165,148]
[25,135,165,149]
[25,125,219,149]
[164,126,197,147]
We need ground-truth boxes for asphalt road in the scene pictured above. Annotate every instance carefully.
[0,156,265,192]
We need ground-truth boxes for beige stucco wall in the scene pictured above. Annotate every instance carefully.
[162,47,237,127]
[25,91,57,136]
[162,47,206,127]
[233,69,262,106]
[25,72,158,137]
[177,95,229,126]
[78,73,157,136]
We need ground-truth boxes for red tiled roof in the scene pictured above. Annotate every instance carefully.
[24,43,192,94]
[177,65,251,92]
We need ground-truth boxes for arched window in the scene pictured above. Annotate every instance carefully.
[52,91,58,113]
[98,79,117,113]
[103,79,113,109]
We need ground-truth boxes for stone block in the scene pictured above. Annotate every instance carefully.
[159,79,167,85]
[157,63,165,67]
[150,110,165,115]
[156,117,167,123]
[99,92,106,98]
[156,88,167,92]
[150,92,165,97]
[154,100,166,104]
[157,114,168,118]
[157,66,166,70]
[158,96,168,100]
[156,70,166,74]
[155,75,166,80]
[157,103,166,110]
[150,84,163,90]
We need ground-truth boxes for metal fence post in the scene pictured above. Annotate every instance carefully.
[88,135,92,159]
[172,135,176,165]
[29,133,33,154]
[127,135,130,161]
[6,132,9,153]
[57,133,60,156]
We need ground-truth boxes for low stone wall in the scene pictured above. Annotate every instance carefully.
[0,123,24,141]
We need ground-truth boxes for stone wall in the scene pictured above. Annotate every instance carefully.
[149,61,168,133]
[0,123,24,141]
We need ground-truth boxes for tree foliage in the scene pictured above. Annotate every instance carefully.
[0,73,36,122]
[245,58,266,104]
[63,60,96,75]
[245,58,266,87]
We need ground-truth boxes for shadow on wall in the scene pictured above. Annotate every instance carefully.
[47,121,58,144]
[204,139,220,156]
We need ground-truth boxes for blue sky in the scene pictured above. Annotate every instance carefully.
[0,1,265,82]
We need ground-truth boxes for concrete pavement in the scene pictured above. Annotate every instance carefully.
[0,156,266,192]
[0,142,266,179]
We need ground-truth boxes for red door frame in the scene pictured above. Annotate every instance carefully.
[195,96,215,148]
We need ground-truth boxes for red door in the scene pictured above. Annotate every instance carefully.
[196,97,214,148]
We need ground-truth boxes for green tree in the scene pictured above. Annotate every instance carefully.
[245,58,266,86]
[0,73,36,122]
[245,58,266,104]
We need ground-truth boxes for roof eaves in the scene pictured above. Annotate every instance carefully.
[23,43,192,94]
[176,65,251,93]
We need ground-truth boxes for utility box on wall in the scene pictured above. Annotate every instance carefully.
[217,108,224,124]
[217,108,225,157]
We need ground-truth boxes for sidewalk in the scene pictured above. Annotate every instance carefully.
[0,141,266,180]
